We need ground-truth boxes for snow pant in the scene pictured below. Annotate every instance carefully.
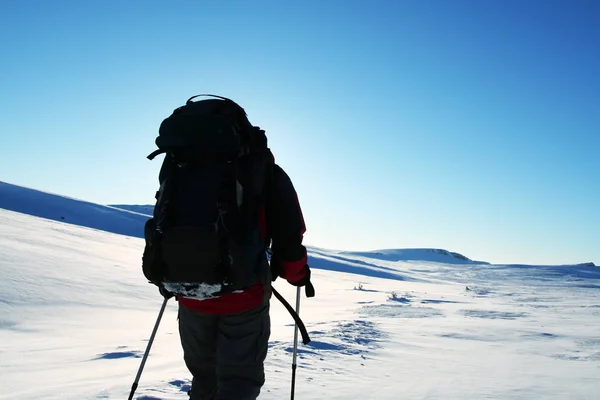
[178,302,271,400]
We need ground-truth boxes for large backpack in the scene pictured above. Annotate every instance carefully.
[142,94,274,299]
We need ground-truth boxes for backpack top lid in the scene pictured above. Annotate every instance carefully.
[148,94,257,161]
[181,94,253,131]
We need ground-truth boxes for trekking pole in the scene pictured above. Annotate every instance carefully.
[290,286,301,400]
[128,296,169,400]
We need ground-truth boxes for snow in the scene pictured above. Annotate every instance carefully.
[162,281,224,299]
[341,248,488,264]
[109,205,154,216]
[0,181,150,238]
[1,182,600,399]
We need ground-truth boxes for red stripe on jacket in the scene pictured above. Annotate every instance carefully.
[279,253,307,284]
[178,283,265,315]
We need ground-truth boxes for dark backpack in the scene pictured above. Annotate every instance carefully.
[142,94,274,298]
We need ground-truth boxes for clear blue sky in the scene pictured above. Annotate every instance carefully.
[1,0,598,265]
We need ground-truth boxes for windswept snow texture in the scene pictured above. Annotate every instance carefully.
[110,204,154,216]
[1,183,600,399]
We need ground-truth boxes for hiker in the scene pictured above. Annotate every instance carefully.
[142,95,315,400]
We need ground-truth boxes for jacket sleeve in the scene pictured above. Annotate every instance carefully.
[266,164,308,284]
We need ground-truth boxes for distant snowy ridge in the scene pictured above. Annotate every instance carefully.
[342,248,490,265]
[0,180,148,238]
[0,181,484,267]
[0,180,595,267]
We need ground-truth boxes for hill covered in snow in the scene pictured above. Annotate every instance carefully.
[0,181,149,238]
[0,181,493,267]
[343,248,489,265]
[1,180,599,400]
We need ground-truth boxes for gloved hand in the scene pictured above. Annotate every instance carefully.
[289,265,315,298]
[158,284,174,300]
[270,257,281,282]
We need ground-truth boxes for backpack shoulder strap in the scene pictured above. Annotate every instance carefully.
[147,149,166,160]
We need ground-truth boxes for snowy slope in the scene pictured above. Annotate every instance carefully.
[1,183,600,399]
[110,204,154,216]
[0,181,149,238]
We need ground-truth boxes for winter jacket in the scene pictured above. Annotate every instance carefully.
[178,163,308,314]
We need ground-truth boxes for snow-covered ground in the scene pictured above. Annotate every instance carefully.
[1,182,599,399]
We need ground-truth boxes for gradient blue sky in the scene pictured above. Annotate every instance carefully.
[1,0,598,265]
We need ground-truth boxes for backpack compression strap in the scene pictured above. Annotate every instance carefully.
[272,287,311,345]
